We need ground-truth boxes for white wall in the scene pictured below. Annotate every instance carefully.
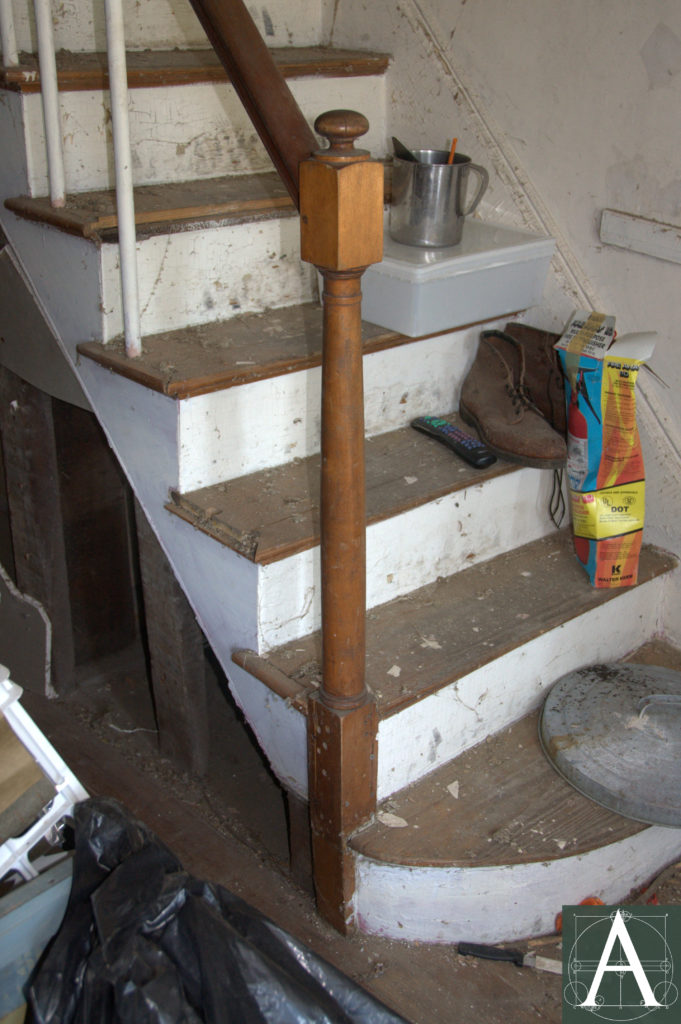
[326,0,681,580]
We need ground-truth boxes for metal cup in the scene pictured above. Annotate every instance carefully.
[389,149,489,248]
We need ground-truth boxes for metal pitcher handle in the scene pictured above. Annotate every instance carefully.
[463,163,489,217]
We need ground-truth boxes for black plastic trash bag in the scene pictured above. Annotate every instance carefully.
[29,797,408,1024]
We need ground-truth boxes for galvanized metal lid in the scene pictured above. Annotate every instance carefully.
[539,663,681,827]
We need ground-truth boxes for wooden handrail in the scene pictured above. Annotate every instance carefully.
[186,0,317,207]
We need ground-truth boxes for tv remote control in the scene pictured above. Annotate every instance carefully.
[411,416,497,469]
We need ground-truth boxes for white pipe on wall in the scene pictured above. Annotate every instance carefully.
[0,0,18,66]
[104,0,141,358]
[33,0,65,207]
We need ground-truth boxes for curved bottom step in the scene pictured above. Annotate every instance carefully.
[354,825,681,944]
[350,695,681,944]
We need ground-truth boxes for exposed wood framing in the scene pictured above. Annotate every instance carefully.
[134,501,209,777]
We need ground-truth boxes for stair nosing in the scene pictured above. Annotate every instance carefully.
[1,46,391,93]
[4,172,299,242]
[5,164,392,242]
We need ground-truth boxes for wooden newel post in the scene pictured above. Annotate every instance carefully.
[300,111,383,931]
[300,110,383,710]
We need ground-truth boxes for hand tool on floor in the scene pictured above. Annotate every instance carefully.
[458,941,562,975]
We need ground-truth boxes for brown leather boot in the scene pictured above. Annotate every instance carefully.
[459,332,567,468]
[503,321,567,436]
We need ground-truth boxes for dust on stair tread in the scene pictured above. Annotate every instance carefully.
[167,415,516,563]
[1,46,391,92]
[251,535,676,715]
[78,302,410,399]
[6,172,296,241]
[349,709,648,869]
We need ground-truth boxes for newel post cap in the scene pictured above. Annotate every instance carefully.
[300,110,383,271]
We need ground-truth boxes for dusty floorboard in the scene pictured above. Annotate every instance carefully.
[18,666,566,1024]
[15,637,681,1023]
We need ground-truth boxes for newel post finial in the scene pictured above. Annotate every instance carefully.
[313,109,371,161]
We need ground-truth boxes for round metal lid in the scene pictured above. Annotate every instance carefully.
[539,663,681,827]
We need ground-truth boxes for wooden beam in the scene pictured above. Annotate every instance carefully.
[0,367,73,693]
[134,501,209,776]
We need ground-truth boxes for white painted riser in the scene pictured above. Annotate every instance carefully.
[354,825,681,945]
[176,327,487,490]
[12,0,323,54]
[256,467,559,650]
[81,337,560,655]
[15,76,387,197]
[0,215,503,487]
[2,209,316,343]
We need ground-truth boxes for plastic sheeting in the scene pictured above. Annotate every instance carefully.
[29,797,408,1024]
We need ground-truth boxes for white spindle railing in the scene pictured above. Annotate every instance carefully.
[104,0,141,357]
[33,0,65,207]
[0,0,18,65]
[1,0,142,357]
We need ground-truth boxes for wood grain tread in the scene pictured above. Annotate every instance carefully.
[78,302,412,398]
[6,164,391,241]
[349,708,648,869]
[234,535,676,717]
[167,413,517,564]
[1,46,390,93]
[6,172,296,241]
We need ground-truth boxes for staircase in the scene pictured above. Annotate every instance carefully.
[1,0,680,945]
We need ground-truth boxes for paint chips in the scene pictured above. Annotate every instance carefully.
[377,811,409,828]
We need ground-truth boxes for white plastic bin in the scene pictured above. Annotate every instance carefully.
[361,221,555,337]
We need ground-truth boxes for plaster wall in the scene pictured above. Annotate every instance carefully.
[326,0,681,597]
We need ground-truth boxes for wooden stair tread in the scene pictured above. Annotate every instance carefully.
[349,708,647,869]
[78,302,415,399]
[6,172,296,241]
[1,46,390,93]
[235,535,676,715]
[167,414,517,563]
[7,164,392,240]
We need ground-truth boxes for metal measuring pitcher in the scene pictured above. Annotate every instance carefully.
[389,149,489,247]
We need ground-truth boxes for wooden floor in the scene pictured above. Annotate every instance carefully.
[17,660,565,1024]
[16,637,680,1024]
